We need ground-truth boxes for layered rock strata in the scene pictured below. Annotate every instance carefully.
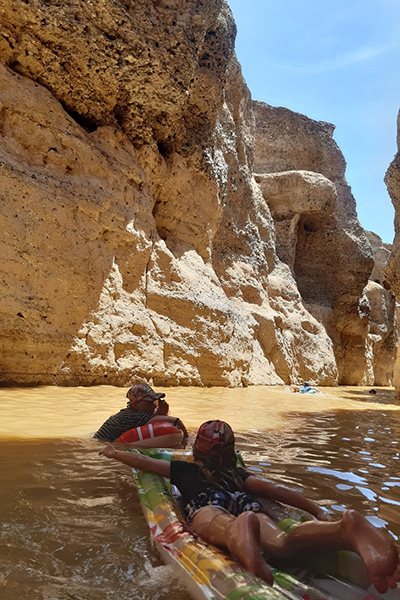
[0,0,394,387]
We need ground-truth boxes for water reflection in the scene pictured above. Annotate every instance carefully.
[0,385,399,599]
[0,438,182,600]
[238,409,400,543]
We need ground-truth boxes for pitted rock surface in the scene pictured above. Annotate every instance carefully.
[0,0,395,387]
[385,110,400,395]
[252,101,390,385]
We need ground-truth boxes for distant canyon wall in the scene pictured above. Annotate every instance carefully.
[0,0,396,387]
[253,102,397,387]
[385,110,400,396]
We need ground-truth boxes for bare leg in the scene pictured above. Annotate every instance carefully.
[256,509,400,594]
[191,506,273,585]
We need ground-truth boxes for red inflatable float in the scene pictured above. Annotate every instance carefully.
[115,421,184,448]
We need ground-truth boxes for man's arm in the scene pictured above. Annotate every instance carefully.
[99,443,171,477]
[244,476,333,521]
[149,415,189,439]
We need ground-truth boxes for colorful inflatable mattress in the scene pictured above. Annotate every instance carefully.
[130,448,399,600]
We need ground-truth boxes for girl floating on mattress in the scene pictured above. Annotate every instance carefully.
[99,420,400,594]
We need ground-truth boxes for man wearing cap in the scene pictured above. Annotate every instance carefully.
[93,383,188,442]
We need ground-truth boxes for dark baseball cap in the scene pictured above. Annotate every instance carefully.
[127,383,166,402]
[194,420,235,455]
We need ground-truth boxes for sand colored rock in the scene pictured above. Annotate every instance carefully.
[363,232,397,386]
[0,0,394,388]
[363,281,397,386]
[253,102,382,385]
[255,170,336,271]
[367,231,392,286]
[385,110,400,395]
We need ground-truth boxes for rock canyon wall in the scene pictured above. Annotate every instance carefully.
[253,103,397,386]
[0,0,396,387]
[385,110,400,396]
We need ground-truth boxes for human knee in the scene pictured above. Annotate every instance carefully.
[192,508,233,536]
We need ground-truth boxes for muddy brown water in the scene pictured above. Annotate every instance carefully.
[0,385,399,600]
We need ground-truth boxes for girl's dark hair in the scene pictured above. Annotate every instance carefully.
[193,443,248,491]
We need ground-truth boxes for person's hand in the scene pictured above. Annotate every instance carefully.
[99,442,117,458]
[180,434,190,449]
[154,400,169,415]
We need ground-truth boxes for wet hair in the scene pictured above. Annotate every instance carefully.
[192,423,249,491]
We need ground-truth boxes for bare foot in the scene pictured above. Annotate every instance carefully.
[342,510,400,594]
[227,512,274,585]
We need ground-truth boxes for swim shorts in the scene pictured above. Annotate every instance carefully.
[185,488,262,523]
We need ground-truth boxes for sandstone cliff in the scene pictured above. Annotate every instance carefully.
[363,232,397,386]
[385,110,400,395]
[253,103,397,386]
[0,0,394,387]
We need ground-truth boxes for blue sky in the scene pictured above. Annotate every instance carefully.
[228,0,400,243]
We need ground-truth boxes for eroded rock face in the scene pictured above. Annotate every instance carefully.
[255,170,337,271]
[0,0,233,151]
[363,232,397,386]
[253,102,388,386]
[0,0,339,386]
[0,0,392,388]
[385,110,400,395]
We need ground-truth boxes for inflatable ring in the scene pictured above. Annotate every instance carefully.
[115,421,184,448]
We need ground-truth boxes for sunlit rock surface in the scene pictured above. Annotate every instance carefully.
[0,0,394,387]
[385,110,400,396]
[363,232,397,386]
[252,102,391,386]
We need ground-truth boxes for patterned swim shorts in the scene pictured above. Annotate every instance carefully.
[185,488,262,523]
